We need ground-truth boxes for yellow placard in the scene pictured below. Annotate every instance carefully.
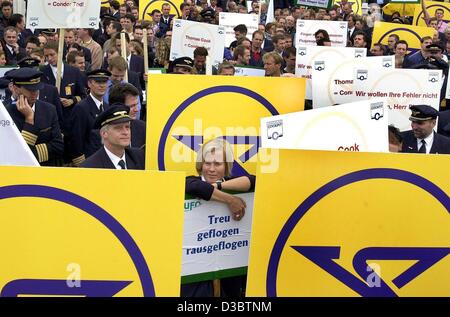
[102,0,125,7]
[383,3,417,17]
[334,0,362,15]
[0,167,185,297]
[247,150,450,296]
[140,0,184,21]
[145,74,305,176]
[413,1,450,27]
[371,21,435,52]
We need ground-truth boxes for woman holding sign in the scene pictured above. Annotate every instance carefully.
[182,138,256,297]
[186,138,255,221]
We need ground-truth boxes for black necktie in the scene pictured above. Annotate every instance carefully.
[118,159,126,169]
[99,103,104,112]
[418,140,427,153]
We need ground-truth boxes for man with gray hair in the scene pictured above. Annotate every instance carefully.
[80,104,145,169]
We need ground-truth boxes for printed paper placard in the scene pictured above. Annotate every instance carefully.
[182,193,254,281]
[352,68,442,131]
[246,149,450,296]
[27,0,101,29]
[260,99,389,153]
[295,46,366,100]
[312,56,395,108]
[171,19,226,65]
[0,103,39,166]
[219,12,259,47]
[295,20,348,47]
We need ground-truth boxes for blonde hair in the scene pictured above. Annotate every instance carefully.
[195,139,234,177]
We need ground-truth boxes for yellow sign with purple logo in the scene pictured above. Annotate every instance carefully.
[414,1,450,27]
[145,74,305,175]
[102,0,124,7]
[0,167,185,297]
[140,0,184,21]
[372,21,435,53]
[247,150,450,296]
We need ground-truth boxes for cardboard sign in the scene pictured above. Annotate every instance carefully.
[352,68,442,131]
[312,56,395,108]
[247,149,450,296]
[0,103,39,166]
[219,12,259,47]
[145,74,306,176]
[0,167,185,296]
[26,0,101,29]
[260,99,389,153]
[295,20,348,47]
[182,193,254,282]
[372,21,435,53]
[171,19,226,65]
[234,66,265,77]
[295,45,366,99]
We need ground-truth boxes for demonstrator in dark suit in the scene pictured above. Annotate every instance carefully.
[80,104,145,169]
[401,105,450,154]
[69,70,111,166]
[5,68,64,166]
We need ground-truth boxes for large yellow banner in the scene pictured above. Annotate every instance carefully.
[102,0,124,7]
[145,74,305,176]
[413,1,450,27]
[140,0,184,21]
[0,167,185,297]
[247,150,450,296]
[371,21,435,52]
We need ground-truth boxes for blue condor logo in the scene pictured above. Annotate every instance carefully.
[158,86,280,176]
[266,168,450,297]
[0,185,155,297]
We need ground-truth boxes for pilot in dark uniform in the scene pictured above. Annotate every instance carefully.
[80,104,145,169]
[41,40,87,131]
[7,57,65,131]
[108,82,146,149]
[5,68,64,166]
[69,70,111,166]
[401,105,450,154]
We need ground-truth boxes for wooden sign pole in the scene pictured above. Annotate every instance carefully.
[120,32,129,82]
[56,28,65,93]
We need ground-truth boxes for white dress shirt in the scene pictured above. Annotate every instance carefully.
[50,64,64,80]
[90,93,103,111]
[417,133,434,154]
[104,146,127,169]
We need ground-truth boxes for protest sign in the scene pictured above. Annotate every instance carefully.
[312,56,395,107]
[26,0,101,29]
[296,45,366,99]
[352,68,442,131]
[182,193,254,282]
[171,19,226,65]
[296,20,348,47]
[261,99,389,153]
[0,103,39,166]
[247,149,450,296]
[219,12,259,47]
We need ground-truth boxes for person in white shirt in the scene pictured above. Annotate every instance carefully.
[401,105,450,154]
[80,104,145,169]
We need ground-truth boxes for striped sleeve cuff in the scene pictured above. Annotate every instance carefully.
[72,155,86,166]
[35,144,49,163]
[22,130,38,146]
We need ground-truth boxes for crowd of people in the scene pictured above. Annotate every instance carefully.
[1,0,450,297]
